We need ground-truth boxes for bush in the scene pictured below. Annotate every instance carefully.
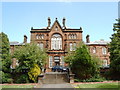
[1,71,12,83]
[7,78,13,83]
[15,74,30,83]
[82,77,105,82]
[74,75,106,82]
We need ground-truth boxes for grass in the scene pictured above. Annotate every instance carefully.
[1,84,39,88]
[74,82,119,88]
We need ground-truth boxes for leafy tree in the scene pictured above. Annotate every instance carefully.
[0,32,12,83]
[13,43,48,83]
[109,18,120,80]
[65,43,99,80]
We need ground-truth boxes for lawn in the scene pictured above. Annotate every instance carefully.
[74,82,119,88]
[1,84,40,88]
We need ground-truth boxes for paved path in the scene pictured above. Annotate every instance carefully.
[40,83,73,88]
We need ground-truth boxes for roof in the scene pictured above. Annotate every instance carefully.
[10,41,26,45]
[85,39,110,45]
[31,18,82,32]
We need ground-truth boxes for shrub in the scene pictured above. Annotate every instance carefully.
[15,74,30,83]
[1,71,12,83]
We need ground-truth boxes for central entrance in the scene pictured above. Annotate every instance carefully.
[54,56,60,66]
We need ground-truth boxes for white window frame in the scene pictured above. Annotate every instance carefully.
[49,56,53,68]
[73,42,76,51]
[36,35,39,39]
[60,56,64,66]
[39,43,44,50]
[70,43,73,51]
[102,47,107,55]
[103,60,107,66]
[51,34,62,50]
[93,47,96,53]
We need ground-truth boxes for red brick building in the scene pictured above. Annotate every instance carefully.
[10,17,110,70]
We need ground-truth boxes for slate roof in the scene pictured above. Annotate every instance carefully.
[10,41,25,45]
[85,39,110,45]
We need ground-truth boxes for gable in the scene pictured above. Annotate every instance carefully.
[50,19,63,33]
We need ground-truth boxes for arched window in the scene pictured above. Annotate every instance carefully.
[51,34,62,50]
[71,34,74,39]
[93,47,96,53]
[41,34,44,39]
[102,47,107,55]
[68,34,71,39]
[74,34,77,39]
[36,34,39,39]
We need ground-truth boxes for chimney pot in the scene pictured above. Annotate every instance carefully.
[63,17,66,28]
[86,35,90,43]
[48,17,51,28]
[24,35,27,43]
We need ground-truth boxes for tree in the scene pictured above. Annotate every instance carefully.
[13,43,48,83]
[65,43,99,80]
[109,18,120,80]
[0,32,12,83]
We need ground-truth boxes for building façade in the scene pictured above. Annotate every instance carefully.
[10,17,110,71]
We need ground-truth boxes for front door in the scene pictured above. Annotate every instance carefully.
[54,56,60,66]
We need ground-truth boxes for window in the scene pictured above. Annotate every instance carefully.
[102,47,107,55]
[68,34,77,39]
[38,43,44,50]
[49,56,53,68]
[54,56,60,62]
[61,56,64,66]
[93,47,96,53]
[70,43,73,51]
[70,42,77,51]
[73,42,76,51]
[74,34,77,39]
[68,34,71,39]
[103,60,107,66]
[36,35,39,39]
[41,34,44,39]
[51,34,62,50]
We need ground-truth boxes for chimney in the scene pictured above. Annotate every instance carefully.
[63,17,66,28]
[48,17,51,28]
[86,35,90,43]
[23,35,27,43]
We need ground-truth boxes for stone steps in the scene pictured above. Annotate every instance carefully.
[43,72,69,84]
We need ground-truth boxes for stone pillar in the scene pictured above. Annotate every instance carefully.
[69,74,75,83]
[38,74,44,84]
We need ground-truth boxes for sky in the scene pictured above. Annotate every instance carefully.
[2,2,119,43]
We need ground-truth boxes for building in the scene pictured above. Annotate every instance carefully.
[10,17,110,71]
